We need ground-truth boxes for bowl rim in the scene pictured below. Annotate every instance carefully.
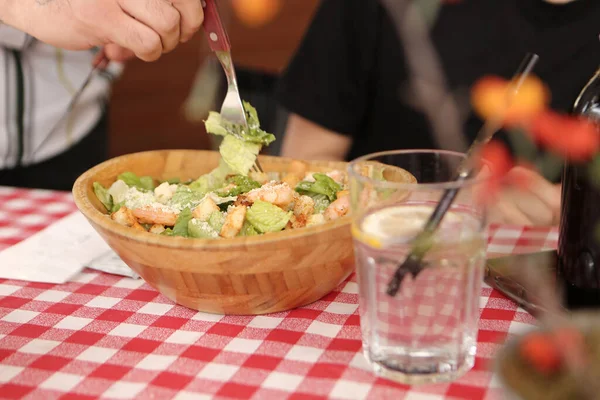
[72,149,352,250]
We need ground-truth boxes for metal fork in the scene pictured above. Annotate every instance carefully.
[201,0,264,173]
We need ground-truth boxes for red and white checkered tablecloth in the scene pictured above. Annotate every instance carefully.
[0,186,557,400]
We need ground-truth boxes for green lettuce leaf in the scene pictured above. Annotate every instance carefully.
[161,228,174,236]
[172,208,193,237]
[240,101,276,145]
[117,172,155,191]
[219,135,261,176]
[189,159,233,195]
[239,221,259,236]
[204,101,275,146]
[295,173,341,202]
[188,219,219,239]
[217,175,260,197]
[93,182,113,211]
[309,193,330,213]
[208,211,226,232]
[111,201,124,213]
[170,186,205,210]
[246,200,292,233]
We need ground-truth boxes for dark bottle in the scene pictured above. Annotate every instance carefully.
[558,66,600,309]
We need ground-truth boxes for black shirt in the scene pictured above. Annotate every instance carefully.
[276,0,600,161]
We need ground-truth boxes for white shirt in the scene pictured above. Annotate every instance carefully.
[0,25,123,170]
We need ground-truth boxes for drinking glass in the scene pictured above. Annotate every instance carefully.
[348,150,488,384]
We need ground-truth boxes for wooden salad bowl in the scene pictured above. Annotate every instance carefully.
[72,149,355,315]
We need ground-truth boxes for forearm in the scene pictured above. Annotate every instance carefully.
[0,0,38,48]
[281,114,352,161]
[0,0,24,31]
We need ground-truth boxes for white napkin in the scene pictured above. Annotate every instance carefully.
[0,212,139,283]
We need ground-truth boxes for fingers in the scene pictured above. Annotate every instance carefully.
[486,167,561,226]
[119,0,181,54]
[171,0,205,42]
[103,44,136,62]
[508,167,562,224]
[511,189,555,226]
[489,196,535,226]
[92,48,109,69]
[106,11,163,61]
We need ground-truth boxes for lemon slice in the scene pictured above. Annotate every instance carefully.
[354,205,464,248]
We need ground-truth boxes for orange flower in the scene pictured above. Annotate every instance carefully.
[471,75,550,127]
[477,140,513,202]
[231,0,282,28]
[519,332,562,374]
[530,111,600,162]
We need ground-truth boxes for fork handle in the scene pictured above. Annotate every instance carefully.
[202,0,231,52]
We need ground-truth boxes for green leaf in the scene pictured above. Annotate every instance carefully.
[204,101,275,146]
[303,193,330,213]
[207,211,226,232]
[93,182,113,212]
[217,175,261,197]
[188,219,219,239]
[295,173,342,202]
[172,208,193,237]
[117,171,155,191]
[189,159,233,195]
[160,177,181,185]
[246,200,292,233]
[139,176,155,191]
[170,186,205,210]
[239,221,259,236]
[160,228,174,236]
[240,101,276,145]
[111,201,124,213]
[219,135,261,176]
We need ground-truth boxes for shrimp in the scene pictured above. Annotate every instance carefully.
[246,182,296,208]
[336,190,349,199]
[324,194,350,221]
[132,206,178,226]
[112,206,146,231]
[289,195,315,228]
[192,197,219,221]
[220,205,247,238]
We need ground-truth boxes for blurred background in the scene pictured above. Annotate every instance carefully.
[108,0,319,158]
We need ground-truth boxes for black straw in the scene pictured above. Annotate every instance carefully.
[386,53,540,297]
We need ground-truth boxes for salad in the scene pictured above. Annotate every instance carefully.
[93,102,350,239]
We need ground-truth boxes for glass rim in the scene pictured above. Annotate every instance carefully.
[347,149,489,190]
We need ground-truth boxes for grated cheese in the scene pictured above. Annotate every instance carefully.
[123,187,180,214]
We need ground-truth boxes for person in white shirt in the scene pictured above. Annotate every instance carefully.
[0,0,205,190]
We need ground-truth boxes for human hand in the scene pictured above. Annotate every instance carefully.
[92,46,136,69]
[3,0,204,62]
[485,166,562,226]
